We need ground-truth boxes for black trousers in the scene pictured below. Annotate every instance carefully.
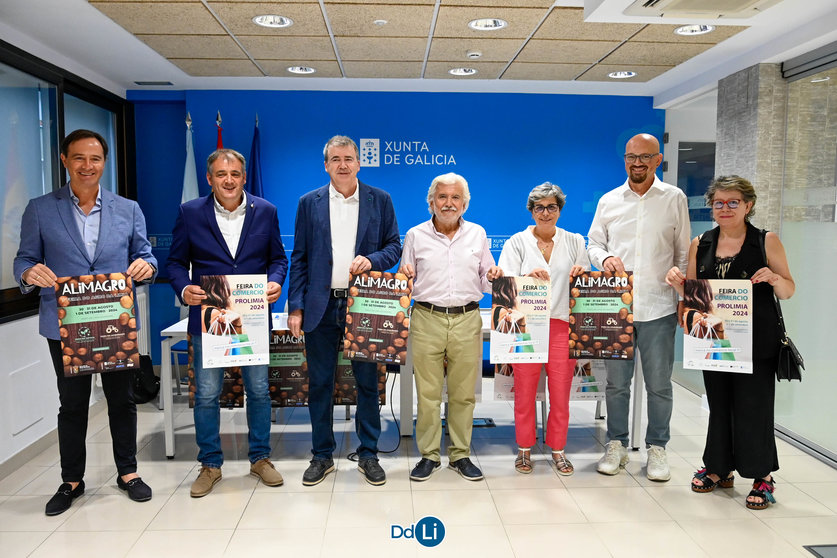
[47,339,138,481]
[702,357,779,480]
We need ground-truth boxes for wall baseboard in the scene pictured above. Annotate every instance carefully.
[0,398,108,482]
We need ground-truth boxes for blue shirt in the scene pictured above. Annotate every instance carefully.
[68,185,103,261]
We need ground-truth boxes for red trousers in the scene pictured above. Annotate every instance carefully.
[513,319,575,450]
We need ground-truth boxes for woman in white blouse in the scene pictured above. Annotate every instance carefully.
[498,183,588,475]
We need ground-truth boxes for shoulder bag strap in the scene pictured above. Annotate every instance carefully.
[758,229,789,341]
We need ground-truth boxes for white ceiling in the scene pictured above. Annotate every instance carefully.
[1,0,836,108]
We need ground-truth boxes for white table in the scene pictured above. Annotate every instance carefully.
[159,313,287,458]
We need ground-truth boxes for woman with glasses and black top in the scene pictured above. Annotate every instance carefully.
[666,175,795,510]
[498,182,588,475]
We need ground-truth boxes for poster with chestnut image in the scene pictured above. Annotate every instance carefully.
[569,271,634,360]
[268,329,308,407]
[343,271,412,365]
[334,351,387,405]
[55,273,139,376]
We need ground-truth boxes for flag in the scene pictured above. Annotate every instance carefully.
[181,113,199,204]
[246,115,263,198]
[215,111,223,149]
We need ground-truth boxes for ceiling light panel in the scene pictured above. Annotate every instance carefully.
[427,38,523,62]
[258,60,342,78]
[576,64,673,82]
[424,61,506,79]
[207,2,327,36]
[433,6,547,38]
[632,24,747,43]
[325,3,434,37]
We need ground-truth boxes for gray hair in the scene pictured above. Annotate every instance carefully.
[323,135,359,162]
[427,172,470,215]
[527,182,566,212]
[206,148,245,174]
[706,175,757,220]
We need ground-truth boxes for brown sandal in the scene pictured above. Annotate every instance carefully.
[746,477,775,510]
[552,450,574,476]
[691,468,734,493]
[515,448,533,474]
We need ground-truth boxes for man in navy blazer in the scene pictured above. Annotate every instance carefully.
[167,148,288,497]
[14,129,157,515]
[288,135,401,486]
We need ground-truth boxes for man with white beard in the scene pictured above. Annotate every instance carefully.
[400,172,502,482]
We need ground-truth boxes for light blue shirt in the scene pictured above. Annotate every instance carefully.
[68,185,103,261]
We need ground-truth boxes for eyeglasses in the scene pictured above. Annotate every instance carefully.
[533,204,559,214]
[711,199,742,210]
[624,153,659,164]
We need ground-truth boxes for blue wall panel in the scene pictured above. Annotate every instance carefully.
[130,89,664,362]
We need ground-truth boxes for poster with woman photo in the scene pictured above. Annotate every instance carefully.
[682,278,753,373]
[490,276,550,364]
[200,274,269,368]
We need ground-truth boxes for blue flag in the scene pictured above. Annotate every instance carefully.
[246,120,263,198]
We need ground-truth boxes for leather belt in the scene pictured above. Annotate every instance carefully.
[331,288,349,298]
[415,300,479,314]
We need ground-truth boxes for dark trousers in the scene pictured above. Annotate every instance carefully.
[304,296,380,461]
[702,357,779,480]
[48,339,138,481]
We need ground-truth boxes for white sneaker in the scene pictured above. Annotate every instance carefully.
[597,440,629,475]
[646,445,671,482]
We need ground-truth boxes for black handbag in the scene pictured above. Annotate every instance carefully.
[758,230,803,381]
[130,354,160,403]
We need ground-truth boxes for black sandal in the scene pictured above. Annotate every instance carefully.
[746,477,776,510]
[691,468,734,493]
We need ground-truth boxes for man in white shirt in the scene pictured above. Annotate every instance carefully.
[401,172,502,482]
[288,136,401,487]
[587,133,690,481]
[168,148,288,497]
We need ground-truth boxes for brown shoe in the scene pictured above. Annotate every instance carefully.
[250,458,284,487]
[190,466,222,498]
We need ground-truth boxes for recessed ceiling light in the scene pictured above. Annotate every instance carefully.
[252,14,293,28]
[608,71,636,79]
[811,76,831,83]
[468,18,507,31]
[373,19,388,26]
[449,67,478,76]
[674,24,714,36]
[287,66,316,75]
[466,50,482,60]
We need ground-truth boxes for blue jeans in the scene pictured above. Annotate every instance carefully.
[192,337,272,467]
[604,313,676,448]
[305,296,380,461]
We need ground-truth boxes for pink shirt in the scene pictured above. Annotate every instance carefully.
[402,218,495,307]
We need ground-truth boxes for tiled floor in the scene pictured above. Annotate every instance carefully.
[1,376,836,557]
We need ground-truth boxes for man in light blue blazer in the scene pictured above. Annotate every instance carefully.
[288,135,401,487]
[14,129,157,515]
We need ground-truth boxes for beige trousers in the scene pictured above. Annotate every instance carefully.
[411,304,482,462]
